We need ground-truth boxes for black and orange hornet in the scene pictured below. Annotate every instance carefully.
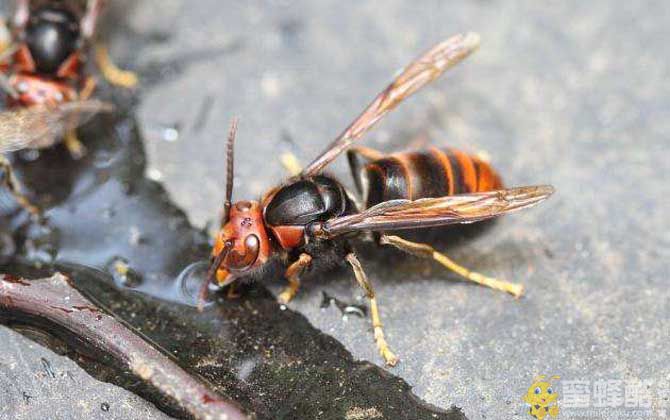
[200,33,554,366]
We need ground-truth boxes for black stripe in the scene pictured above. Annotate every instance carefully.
[409,151,450,199]
[364,158,410,207]
[444,148,466,194]
[364,164,386,207]
[380,157,410,200]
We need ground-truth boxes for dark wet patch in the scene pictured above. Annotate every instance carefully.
[0,108,467,419]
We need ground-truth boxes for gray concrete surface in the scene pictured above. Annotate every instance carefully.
[2,0,670,419]
[0,328,170,420]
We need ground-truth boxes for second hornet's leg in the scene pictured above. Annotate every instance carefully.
[0,155,40,217]
[346,253,399,366]
[279,153,302,177]
[94,43,138,88]
[85,1,138,88]
[379,235,524,298]
[277,253,312,304]
[64,77,98,159]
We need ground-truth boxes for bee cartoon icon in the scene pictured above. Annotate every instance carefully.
[523,375,560,419]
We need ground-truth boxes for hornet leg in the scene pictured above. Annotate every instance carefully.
[63,130,87,159]
[94,43,138,88]
[279,153,302,176]
[84,1,138,88]
[379,235,524,298]
[79,76,98,100]
[82,0,140,91]
[0,18,12,56]
[0,22,18,99]
[64,78,99,159]
[346,253,399,366]
[0,155,41,217]
[277,253,312,304]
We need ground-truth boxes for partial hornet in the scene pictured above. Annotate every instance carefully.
[200,33,554,366]
[0,0,133,215]
[0,100,113,216]
[0,0,136,140]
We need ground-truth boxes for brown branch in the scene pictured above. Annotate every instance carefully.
[0,273,248,420]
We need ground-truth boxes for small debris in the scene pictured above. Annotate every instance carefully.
[106,257,143,288]
[22,392,32,404]
[129,226,146,246]
[320,291,367,318]
[345,406,383,420]
[40,357,55,379]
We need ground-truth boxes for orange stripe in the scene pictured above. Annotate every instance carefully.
[473,159,482,191]
[477,159,491,191]
[429,147,454,195]
[450,149,477,193]
[471,157,503,192]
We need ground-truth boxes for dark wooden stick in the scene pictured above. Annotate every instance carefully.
[0,273,248,420]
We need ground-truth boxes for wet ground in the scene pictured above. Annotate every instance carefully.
[2,0,670,419]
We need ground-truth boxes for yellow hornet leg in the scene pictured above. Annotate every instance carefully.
[0,17,13,57]
[279,153,302,176]
[64,77,98,159]
[64,131,86,159]
[277,253,312,304]
[379,235,524,298]
[0,155,41,217]
[346,253,399,366]
[95,43,138,88]
[79,76,98,100]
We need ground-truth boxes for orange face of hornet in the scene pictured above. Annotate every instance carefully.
[211,201,272,285]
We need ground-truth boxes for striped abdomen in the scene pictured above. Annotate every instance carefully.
[360,147,503,208]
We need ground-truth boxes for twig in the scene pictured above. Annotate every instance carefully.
[0,273,248,420]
